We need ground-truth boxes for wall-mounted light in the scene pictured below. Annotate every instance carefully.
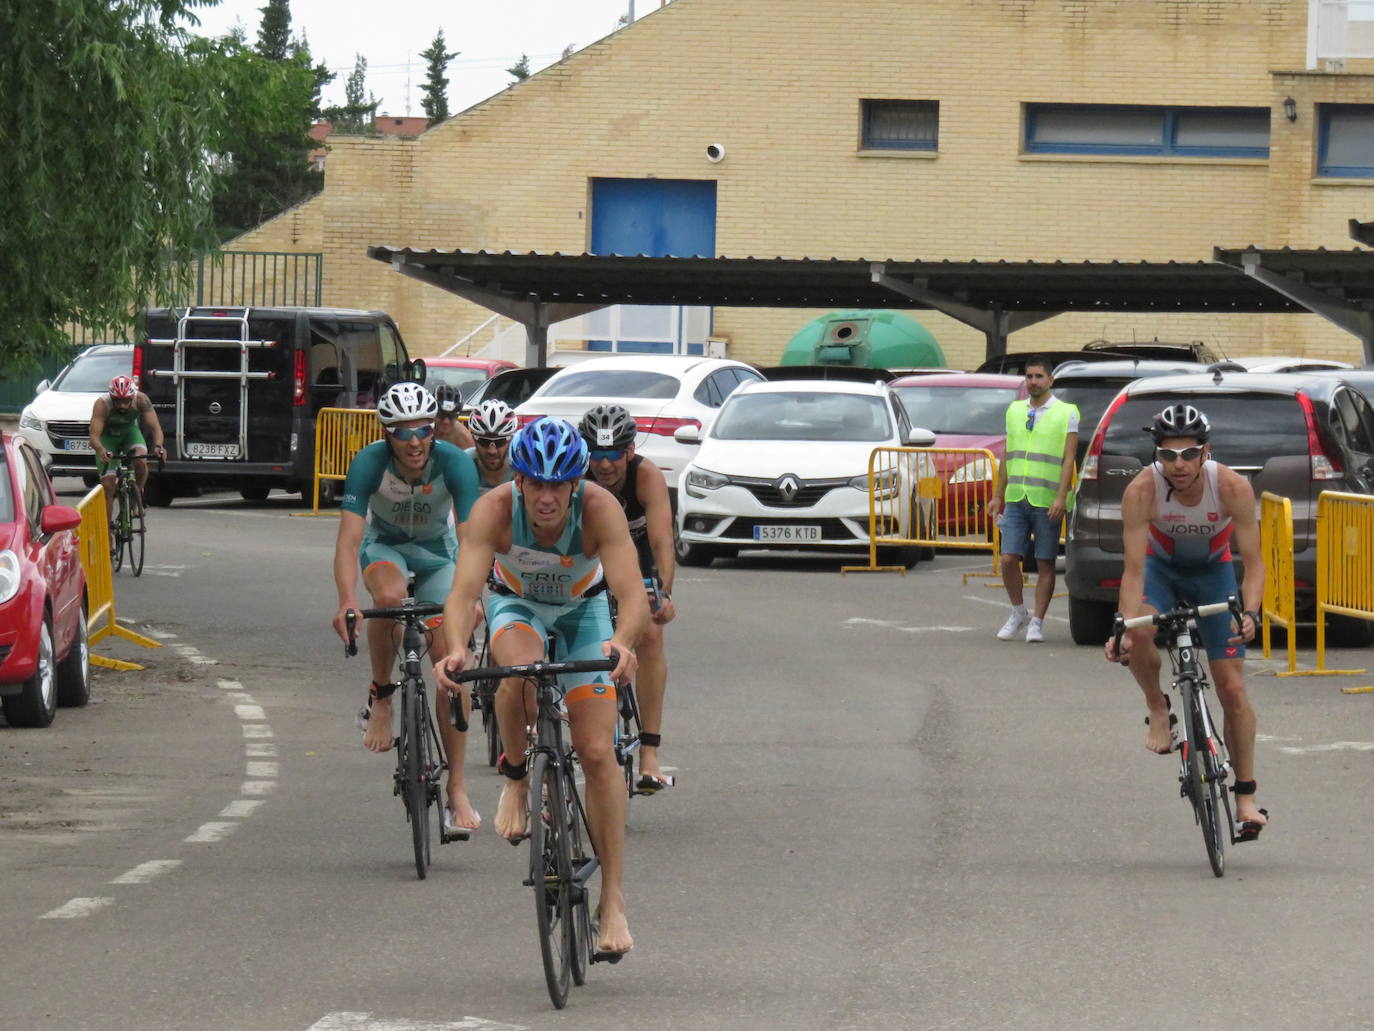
[1283,96,1298,122]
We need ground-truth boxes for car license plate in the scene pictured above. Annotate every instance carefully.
[753,524,820,542]
[62,438,94,453]
[185,442,240,458]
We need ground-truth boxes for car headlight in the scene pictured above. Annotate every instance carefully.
[949,458,993,484]
[18,410,41,431]
[0,550,20,605]
[685,468,728,491]
[849,469,900,499]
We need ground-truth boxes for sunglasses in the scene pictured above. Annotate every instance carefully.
[387,424,435,442]
[1157,446,1204,463]
[1025,413,1036,431]
[588,448,626,462]
[475,436,509,449]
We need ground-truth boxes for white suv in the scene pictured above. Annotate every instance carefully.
[18,344,133,478]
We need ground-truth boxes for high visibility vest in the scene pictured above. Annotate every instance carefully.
[1004,399,1077,509]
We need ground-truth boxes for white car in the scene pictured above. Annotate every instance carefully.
[675,379,936,567]
[1224,355,1354,373]
[513,354,765,498]
[18,344,133,478]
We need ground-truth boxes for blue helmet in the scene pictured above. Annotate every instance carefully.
[509,417,588,482]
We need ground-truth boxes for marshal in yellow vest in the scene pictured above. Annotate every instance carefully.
[1003,399,1079,509]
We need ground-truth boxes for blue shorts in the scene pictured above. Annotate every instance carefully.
[998,498,1061,562]
[1142,556,1244,662]
[359,534,456,606]
[485,592,616,705]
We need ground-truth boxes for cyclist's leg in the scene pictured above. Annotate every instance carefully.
[126,426,149,501]
[486,594,548,841]
[1134,557,1174,753]
[557,595,632,955]
[635,618,670,786]
[96,433,121,514]
[358,540,410,752]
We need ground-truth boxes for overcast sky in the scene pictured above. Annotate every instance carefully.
[186,0,657,117]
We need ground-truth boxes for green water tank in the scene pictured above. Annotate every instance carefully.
[780,309,944,369]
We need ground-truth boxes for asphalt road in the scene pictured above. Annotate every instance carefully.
[3,483,1374,1030]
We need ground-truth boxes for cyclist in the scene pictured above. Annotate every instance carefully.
[433,384,476,450]
[578,404,678,793]
[1105,403,1268,841]
[89,375,166,517]
[331,382,483,836]
[465,399,518,495]
[433,416,647,959]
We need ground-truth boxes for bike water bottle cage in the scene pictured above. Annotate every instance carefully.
[370,680,399,700]
[498,753,528,780]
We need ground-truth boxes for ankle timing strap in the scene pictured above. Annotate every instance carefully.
[1231,779,1257,796]
[638,732,662,748]
[370,681,399,701]
[498,753,528,781]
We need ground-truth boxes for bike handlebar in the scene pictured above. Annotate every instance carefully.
[446,651,620,685]
[343,601,445,658]
[1111,596,1243,662]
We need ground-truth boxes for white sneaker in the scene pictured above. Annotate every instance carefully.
[1025,617,1045,643]
[997,609,1030,641]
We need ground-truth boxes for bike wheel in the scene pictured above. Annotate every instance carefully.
[129,496,146,576]
[567,772,594,987]
[402,683,430,880]
[111,487,127,572]
[529,751,573,1008]
[1183,686,1225,878]
[482,680,501,767]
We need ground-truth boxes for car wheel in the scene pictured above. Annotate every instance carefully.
[878,545,921,569]
[676,536,719,567]
[1326,612,1374,648]
[82,475,99,489]
[144,476,174,508]
[3,613,58,728]
[239,486,271,502]
[56,598,91,708]
[1069,594,1117,646]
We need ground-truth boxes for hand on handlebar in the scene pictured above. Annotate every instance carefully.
[333,604,358,652]
[1105,614,1132,665]
[605,639,637,685]
[434,645,475,694]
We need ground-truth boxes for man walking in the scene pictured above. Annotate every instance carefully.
[985,356,1079,643]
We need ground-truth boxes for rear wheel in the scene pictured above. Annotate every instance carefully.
[530,752,574,1008]
[481,681,501,766]
[239,486,270,502]
[2,614,57,728]
[128,498,146,577]
[1069,594,1116,645]
[55,598,90,708]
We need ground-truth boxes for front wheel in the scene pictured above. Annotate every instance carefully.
[129,495,146,577]
[401,683,430,879]
[530,752,574,1008]
[675,533,719,567]
[1182,686,1225,878]
[2,614,57,728]
[110,488,127,573]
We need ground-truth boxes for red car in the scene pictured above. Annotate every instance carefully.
[890,373,1029,535]
[423,357,519,405]
[0,432,89,727]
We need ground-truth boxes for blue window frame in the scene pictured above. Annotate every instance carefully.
[1024,104,1269,158]
[1317,104,1374,178]
[862,100,938,151]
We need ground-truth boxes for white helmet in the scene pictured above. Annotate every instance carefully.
[468,399,518,439]
[377,382,438,425]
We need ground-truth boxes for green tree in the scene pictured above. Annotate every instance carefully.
[255,0,291,60]
[295,31,335,118]
[419,29,459,122]
[0,1,229,368]
[324,53,379,134]
[506,54,531,82]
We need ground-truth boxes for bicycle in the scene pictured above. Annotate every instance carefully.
[469,622,502,768]
[1113,596,1243,878]
[345,591,468,880]
[450,643,621,1009]
[106,450,147,576]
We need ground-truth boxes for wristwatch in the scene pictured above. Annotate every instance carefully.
[1244,609,1261,627]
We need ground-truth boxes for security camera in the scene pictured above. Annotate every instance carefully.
[705,143,725,163]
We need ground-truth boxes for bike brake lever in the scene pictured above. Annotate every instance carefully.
[344,610,358,657]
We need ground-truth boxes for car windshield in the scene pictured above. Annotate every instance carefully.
[1053,381,1134,438]
[0,450,13,522]
[540,370,679,399]
[893,385,1016,434]
[52,350,132,392]
[426,367,489,400]
[713,391,892,441]
[1104,394,1312,466]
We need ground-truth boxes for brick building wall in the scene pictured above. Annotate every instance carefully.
[230,0,1374,368]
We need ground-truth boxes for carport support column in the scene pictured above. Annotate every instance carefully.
[523,307,551,369]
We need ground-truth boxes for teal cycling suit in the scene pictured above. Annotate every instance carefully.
[464,446,516,497]
[342,439,479,604]
[487,480,615,704]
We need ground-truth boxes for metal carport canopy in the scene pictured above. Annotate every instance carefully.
[367,246,1311,368]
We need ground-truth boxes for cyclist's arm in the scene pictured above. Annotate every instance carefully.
[136,394,165,453]
[331,511,366,643]
[638,458,676,600]
[1220,466,1264,623]
[436,494,502,687]
[89,398,108,459]
[1117,471,1154,621]
[586,485,650,657]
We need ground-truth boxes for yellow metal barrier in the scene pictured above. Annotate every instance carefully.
[842,447,1001,575]
[300,407,382,515]
[1314,491,1372,683]
[75,487,160,671]
[1259,491,1299,675]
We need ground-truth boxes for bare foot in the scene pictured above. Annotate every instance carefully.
[595,900,633,955]
[1235,795,1268,828]
[639,745,664,782]
[444,787,481,833]
[364,696,393,752]
[495,779,529,841]
[1144,703,1173,754]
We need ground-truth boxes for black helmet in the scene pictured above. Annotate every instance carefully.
[1149,403,1210,444]
[432,384,463,415]
[578,404,637,450]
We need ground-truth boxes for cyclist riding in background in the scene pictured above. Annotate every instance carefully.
[89,375,166,516]
[434,416,648,959]
[578,404,678,793]
[1105,403,1268,842]
[331,382,483,836]
[465,399,518,496]
[433,384,476,450]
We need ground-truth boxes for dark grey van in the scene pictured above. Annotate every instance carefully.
[137,306,413,502]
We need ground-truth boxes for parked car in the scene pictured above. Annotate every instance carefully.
[889,372,1027,534]
[675,379,936,567]
[464,366,562,412]
[17,344,134,480]
[1080,338,1221,365]
[423,356,519,403]
[976,348,1144,375]
[0,432,89,728]
[137,306,414,503]
[514,355,766,504]
[1226,355,1354,374]
[1050,359,1203,468]
[1065,371,1374,646]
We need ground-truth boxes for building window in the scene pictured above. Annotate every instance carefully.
[862,100,938,151]
[1318,104,1374,177]
[1024,104,1269,158]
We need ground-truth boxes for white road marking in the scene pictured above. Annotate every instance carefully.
[241,781,277,796]
[110,860,182,885]
[245,761,278,778]
[40,897,115,919]
[843,617,973,633]
[220,800,266,818]
[1278,741,1374,755]
[185,822,238,843]
[174,644,218,665]
[245,742,278,757]
[1256,734,1303,743]
[242,724,274,739]
[217,679,244,690]
[145,628,177,639]
[234,704,267,721]
[309,1013,527,1031]
[224,692,255,703]
[140,566,185,577]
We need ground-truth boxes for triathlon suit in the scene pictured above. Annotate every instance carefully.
[341,439,479,605]
[1141,459,1242,661]
[589,455,664,612]
[486,481,616,704]
[97,399,147,476]
[464,446,516,497]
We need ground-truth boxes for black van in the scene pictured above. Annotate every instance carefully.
[137,306,414,502]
